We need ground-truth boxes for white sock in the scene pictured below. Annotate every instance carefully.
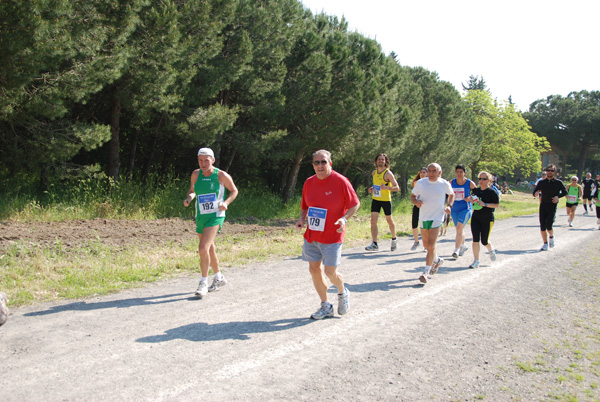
[200,277,208,283]
[214,272,224,280]
[423,265,431,275]
[454,248,459,254]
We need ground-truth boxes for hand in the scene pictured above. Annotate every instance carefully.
[295,219,304,231]
[552,196,559,203]
[415,200,423,208]
[183,193,195,207]
[219,202,228,211]
[335,218,347,233]
[368,187,373,194]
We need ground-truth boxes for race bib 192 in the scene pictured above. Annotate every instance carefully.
[197,193,219,214]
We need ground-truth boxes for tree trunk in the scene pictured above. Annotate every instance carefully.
[141,130,160,186]
[576,143,588,180]
[126,129,139,183]
[399,168,408,198]
[108,92,121,183]
[282,153,304,203]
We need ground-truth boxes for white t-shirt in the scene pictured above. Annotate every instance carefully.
[412,177,453,222]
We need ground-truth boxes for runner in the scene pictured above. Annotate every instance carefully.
[532,164,567,251]
[596,184,600,230]
[468,171,500,268]
[365,153,400,251]
[296,150,360,319]
[535,171,546,203]
[183,147,239,298]
[565,176,582,227]
[581,172,595,215]
[410,167,427,251]
[450,164,476,258]
[410,163,454,284]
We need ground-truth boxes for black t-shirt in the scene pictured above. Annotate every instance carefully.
[582,178,594,194]
[533,178,567,203]
[472,187,499,220]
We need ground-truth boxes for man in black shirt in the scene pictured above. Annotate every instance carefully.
[533,164,567,251]
[581,172,595,214]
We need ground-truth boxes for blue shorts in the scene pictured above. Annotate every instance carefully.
[302,240,343,267]
[451,208,472,226]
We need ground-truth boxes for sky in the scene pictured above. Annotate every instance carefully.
[300,0,600,111]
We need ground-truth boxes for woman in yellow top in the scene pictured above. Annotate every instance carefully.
[565,176,583,227]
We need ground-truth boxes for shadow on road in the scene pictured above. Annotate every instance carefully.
[24,293,191,316]
[136,317,315,342]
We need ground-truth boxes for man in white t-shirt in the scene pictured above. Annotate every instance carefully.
[411,163,454,284]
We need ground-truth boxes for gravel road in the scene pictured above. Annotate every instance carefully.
[2,210,599,401]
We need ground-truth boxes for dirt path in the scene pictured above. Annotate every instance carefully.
[1,211,600,401]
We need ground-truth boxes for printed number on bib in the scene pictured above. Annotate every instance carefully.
[197,193,219,214]
[372,185,381,198]
[453,188,465,201]
[307,207,327,232]
[567,195,577,203]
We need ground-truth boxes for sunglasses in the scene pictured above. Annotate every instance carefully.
[545,169,555,172]
[478,177,488,180]
[313,160,329,166]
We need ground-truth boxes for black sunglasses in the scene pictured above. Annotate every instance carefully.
[313,160,329,166]
[545,169,555,172]
[478,177,488,180]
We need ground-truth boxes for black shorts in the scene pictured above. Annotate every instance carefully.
[539,202,558,231]
[371,199,392,216]
[583,190,593,200]
[412,205,419,229]
[566,202,578,208]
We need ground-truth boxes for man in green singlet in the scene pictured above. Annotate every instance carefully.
[184,148,238,298]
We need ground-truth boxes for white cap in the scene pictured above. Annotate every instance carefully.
[197,147,214,158]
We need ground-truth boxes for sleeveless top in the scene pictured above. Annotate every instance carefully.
[194,168,226,218]
[372,169,392,202]
[451,178,473,212]
[566,184,580,204]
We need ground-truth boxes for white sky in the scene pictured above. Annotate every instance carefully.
[300,0,600,111]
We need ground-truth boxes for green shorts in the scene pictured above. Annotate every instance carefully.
[420,219,442,230]
[196,215,225,234]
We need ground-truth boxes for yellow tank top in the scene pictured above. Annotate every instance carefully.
[372,169,392,202]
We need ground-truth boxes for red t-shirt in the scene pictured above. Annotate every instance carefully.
[301,170,360,244]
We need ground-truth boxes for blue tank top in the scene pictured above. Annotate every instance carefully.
[451,178,473,212]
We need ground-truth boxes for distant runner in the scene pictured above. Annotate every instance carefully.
[581,172,595,215]
[533,164,567,251]
[410,167,427,251]
[565,176,582,227]
[450,164,476,259]
[411,163,454,284]
[365,154,400,252]
[468,171,500,268]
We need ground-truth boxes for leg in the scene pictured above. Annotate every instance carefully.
[472,241,480,260]
[455,221,466,250]
[323,265,345,294]
[197,225,220,277]
[370,212,380,242]
[412,227,420,243]
[384,214,396,238]
[309,261,329,303]
[422,227,440,266]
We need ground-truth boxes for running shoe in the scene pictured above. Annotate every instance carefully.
[489,249,497,261]
[338,288,350,315]
[208,276,227,292]
[540,243,549,251]
[459,244,469,256]
[549,237,555,248]
[410,241,420,251]
[584,211,589,215]
[569,221,573,227]
[451,251,459,259]
[311,302,334,320]
[365,242,379,251]
[430,257,444,275]
[469,260,480,269]
[418,274,429,284]
[391,238,397,251]
[195,281,208,298]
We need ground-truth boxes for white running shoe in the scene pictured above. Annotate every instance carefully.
[489,250,497,261]
[208,276,227,292]
[338,288,350,315]
[311,302,334,320]
[469,260,480,269]
[391,238,397,251]
[195,281,208,298]
[430,258,444,275]
[451,251,459,259]
[540,243,549,251]
[365,242,379,251]
[569,221,573,227]
[410,241,420,251]
[459,244,469,256]
[549,237,555,248]
[419,274,429,284]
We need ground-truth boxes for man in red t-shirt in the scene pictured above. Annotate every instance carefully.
[295,150,360,320]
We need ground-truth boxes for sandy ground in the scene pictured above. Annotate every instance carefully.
[1,210,600,401]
